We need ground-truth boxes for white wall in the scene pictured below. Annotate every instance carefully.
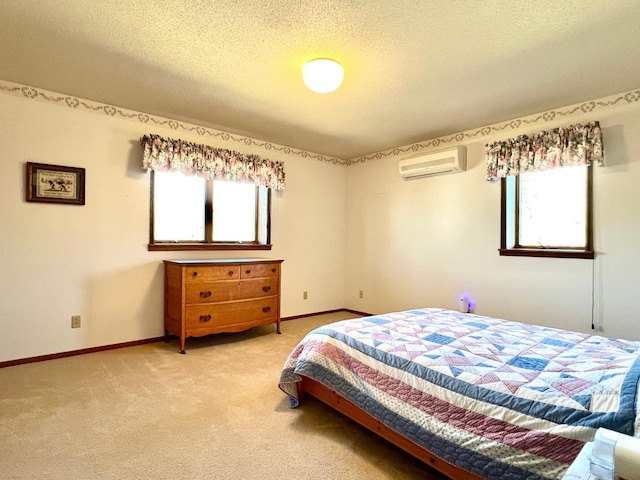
[3,83,640,364]
[0,85,346,362]
[345,95,640,341]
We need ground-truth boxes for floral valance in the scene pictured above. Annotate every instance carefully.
[140,134,285,190]
[485,121,604,181]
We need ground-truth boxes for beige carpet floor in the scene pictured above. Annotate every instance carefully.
[0,312,449,480]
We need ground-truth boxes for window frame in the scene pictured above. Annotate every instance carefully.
[148,171,272,252]
[499,166,594,259]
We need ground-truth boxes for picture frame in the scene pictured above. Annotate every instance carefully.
[26,162,85,205]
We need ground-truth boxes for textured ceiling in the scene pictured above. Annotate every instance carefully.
[2,0,640,160]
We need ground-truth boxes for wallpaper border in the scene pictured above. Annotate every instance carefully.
[0,80,346,166]
[346,89,640,166]
[1,80,638,167]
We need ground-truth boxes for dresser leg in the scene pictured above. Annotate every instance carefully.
[164,329,169,343]
[179,337,186,354]
[180,350,186,354]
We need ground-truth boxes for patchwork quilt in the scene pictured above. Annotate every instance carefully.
[279,308,640,480]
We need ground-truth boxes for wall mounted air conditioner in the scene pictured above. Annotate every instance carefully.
[398,146,466,179]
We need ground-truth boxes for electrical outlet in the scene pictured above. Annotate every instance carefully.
[71,315,81,328]
[303,291,308,300]
[359,290,364,299]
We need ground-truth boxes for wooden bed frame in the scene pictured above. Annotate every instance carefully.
[299,376,484,480]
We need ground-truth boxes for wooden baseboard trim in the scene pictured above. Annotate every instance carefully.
[1,309,373,369]
[0,337,165,369]
[282,308,372,322]
[341,309,373,317]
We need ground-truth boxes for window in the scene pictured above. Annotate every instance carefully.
[500,165,593,258]
[149,171,271,251]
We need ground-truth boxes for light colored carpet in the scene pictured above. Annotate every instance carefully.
[0,312,448,479]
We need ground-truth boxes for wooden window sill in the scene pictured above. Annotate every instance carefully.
[499,248,594,259]
[148,243,272,252]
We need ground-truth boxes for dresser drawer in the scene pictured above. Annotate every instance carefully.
[185,265,240,282]
[185,297,278,330]
[240,262,280,279]
[185,278,278,304]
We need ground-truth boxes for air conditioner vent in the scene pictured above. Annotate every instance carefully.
[398,146,466,179]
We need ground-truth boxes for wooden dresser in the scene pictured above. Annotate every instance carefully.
[163,258,284,353]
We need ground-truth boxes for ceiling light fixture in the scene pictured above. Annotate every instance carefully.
[302,58,344,93]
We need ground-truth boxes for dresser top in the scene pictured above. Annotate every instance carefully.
[163,258,283,266]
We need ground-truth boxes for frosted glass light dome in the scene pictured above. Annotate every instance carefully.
[302,59,344,93]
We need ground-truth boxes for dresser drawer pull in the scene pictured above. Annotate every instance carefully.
[271,268,276,273]
[199,291,212,298]
[192,271,198,278]
[199,314,212,323]
[228,270,234,276]
[262,286,271,293]
[245,269,251,274]
[262,306,271,313]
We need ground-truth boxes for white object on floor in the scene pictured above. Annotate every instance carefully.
[590,428,640,480]
[458,298,469,313]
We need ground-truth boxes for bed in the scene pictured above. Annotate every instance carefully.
[278,308,640,480]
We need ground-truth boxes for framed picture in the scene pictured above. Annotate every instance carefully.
[26,162,85,205]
